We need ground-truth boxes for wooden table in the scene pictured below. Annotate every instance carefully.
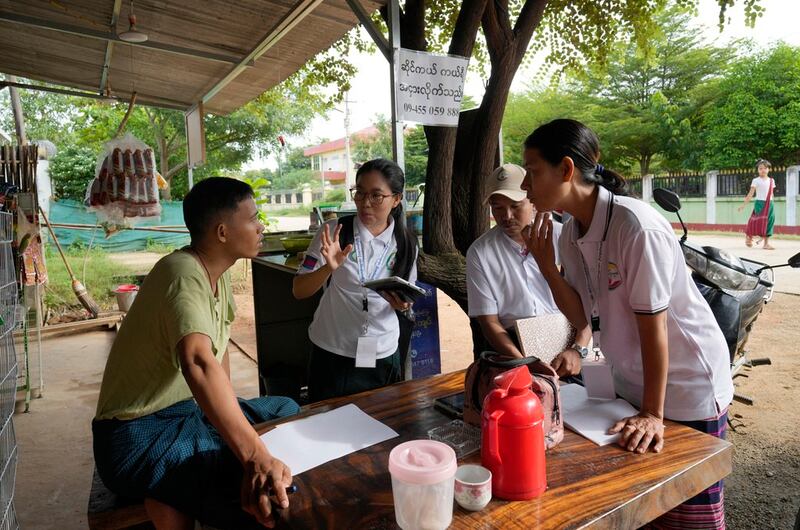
[255,371,732,529]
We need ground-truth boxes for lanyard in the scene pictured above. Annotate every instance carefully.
[578,198,614,354]
[354,232,393,332]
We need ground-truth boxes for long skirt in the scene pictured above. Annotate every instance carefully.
[93,396,299,529]
[647,410,728,529]
[746,199,775,238]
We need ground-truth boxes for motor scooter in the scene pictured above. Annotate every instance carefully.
[654,188,800,405]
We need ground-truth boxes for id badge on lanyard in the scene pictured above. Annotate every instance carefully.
[579,199,614,360]
[354,233,392,368]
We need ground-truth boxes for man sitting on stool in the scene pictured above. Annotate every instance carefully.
[466,164,587,376]
[93,177,299,529]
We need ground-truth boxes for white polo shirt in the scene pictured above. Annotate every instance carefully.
[466,224,562,329]
[297,217,417,360]
[750,177,774,200]
[559,186,733,421]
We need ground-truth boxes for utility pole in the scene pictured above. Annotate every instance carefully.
[343,92,354,192]
[340,92,358,210]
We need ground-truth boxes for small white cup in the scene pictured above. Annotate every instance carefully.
[454,464,492,511]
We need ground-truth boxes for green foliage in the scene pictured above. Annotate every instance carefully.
[502,5,737,176]
[702,43,800,168]
[0,85,81,147]
[285,145,311,171]
[351,117,427,187]
[44,246,136,312]
[144,238,180,253]
[404,127,428,187]
[49,145,97,201]
[352,118,393,163]
[325,188,346,203]
[270,169,317,190]
[240,172,271,227]
[502,89,586,166]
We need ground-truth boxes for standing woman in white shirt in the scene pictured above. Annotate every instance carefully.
[738,158,777,250]
[293,158,418,402]
[521,119,733,530]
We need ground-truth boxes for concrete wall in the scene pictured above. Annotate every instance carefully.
[644,166,799,231]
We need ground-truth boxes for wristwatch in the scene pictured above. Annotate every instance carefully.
[569,342,590,359]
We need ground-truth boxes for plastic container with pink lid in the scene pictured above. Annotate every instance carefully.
[388,440,457,530]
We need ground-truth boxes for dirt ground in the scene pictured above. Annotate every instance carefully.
[722,292,800,529]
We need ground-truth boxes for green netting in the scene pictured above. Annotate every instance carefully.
[49,199,190,252]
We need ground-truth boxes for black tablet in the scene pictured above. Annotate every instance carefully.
[363,276,427,302]
[434,392,465,419]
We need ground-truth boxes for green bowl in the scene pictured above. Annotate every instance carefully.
[280,236,313,253]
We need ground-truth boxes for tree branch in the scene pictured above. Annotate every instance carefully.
[402,0,426,51]
[511,0,548,64]
[482,0,513,64]
[449,0,490,56]
[165,161,187,179]
[165,129,181,151]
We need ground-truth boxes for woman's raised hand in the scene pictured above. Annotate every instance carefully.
[320,224,354,271]
[523,212,557,275]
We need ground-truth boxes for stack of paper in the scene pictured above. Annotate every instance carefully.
[560,384,639,446]
[259,404,399,475]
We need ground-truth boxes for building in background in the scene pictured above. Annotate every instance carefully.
[303,126,378,185]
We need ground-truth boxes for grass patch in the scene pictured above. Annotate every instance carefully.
[144,238,183,253]
[44,247,137,313]
[268,207,311,217]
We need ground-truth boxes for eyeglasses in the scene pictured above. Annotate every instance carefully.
[350,188,397,205]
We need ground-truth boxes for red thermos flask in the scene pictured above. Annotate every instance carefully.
[481,366,547,500]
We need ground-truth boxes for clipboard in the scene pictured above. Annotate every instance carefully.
[514,313,576,364]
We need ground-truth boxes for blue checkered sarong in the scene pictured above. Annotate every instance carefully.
[92,396,299,529]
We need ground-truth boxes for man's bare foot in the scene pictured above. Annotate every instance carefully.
[764,244,775,250]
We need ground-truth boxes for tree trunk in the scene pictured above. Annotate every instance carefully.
[408,0,548,309]
[639,154,651,177]
[417,251,468,313]
[422,126,458,255]
[416,0,488,257]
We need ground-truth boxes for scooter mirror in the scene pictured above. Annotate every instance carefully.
[789,252,800,268]
[653,188,682,213]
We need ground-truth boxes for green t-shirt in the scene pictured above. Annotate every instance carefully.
[95,249,236,421]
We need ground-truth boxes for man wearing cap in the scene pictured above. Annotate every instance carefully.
[466,164,584,376]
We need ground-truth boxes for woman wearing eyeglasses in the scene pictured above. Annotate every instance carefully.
[293,158,419,401]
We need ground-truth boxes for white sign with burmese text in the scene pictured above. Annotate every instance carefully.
[397,48,469,127]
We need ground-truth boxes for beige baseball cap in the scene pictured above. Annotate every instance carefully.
[485,164,527,203]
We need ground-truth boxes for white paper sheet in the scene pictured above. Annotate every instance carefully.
[560,384,639,446]
[259,404,399,475]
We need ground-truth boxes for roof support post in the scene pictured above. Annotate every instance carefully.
[388,0,404,172]
[344,0,390,61]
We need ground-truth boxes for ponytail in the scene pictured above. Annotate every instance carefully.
[586,163,628,196]
[524,119,629,196]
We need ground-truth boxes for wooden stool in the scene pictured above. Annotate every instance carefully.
[87,467,151,530]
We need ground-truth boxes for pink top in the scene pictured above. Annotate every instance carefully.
[389,440,457,485]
